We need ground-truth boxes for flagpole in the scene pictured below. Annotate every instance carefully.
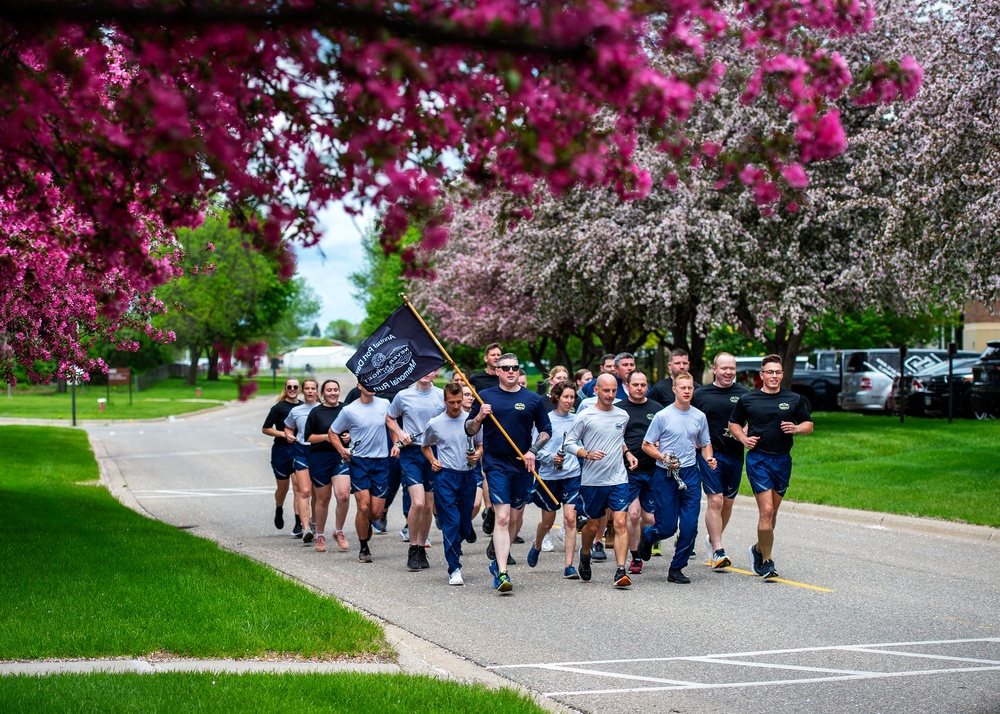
[399,294,557,504]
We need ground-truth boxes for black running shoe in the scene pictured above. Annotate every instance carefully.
[614,567,632,588]
[749,544,765,576]
[292,520,303,539]
[407,545,421,571]
[419,547,430,569]
[358,546,373,563]
[482,508,495,535]
[578,548,592,582]
[513,534,525,544]
[761,559,779,580]
[668,568,691,584]
[465,528,477,544]
[591,541,607,562]
[274,506,284,530]
[486,537,495,561]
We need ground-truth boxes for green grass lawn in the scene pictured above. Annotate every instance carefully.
[0,672,546,714]
[0,376,289,420]
[777,412,1000,527]
[0,426,387,660]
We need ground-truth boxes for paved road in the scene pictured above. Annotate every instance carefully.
[87,396,1000,714]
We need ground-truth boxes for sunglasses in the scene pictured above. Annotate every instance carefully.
[286,385,300,390]
[497,365,520,372]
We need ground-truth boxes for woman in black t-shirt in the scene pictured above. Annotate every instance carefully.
[261,379,302,534]
[304,379,352,552]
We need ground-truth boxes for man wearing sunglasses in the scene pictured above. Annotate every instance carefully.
[467,353,552,593]
[728,354,813,580]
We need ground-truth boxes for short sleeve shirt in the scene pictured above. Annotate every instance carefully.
[729,388,812,455]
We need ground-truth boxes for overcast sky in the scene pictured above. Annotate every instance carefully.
[292,203,372,331]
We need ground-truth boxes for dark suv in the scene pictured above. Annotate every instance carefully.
[970,341,1000,419]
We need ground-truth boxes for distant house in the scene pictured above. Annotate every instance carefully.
[280,343,354,371]
[964,302,1000,352]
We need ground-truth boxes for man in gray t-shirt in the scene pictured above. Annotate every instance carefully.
[564,374,637,588]
[639,372,716,584]
[389,372,445,571]
[422,382,482,585]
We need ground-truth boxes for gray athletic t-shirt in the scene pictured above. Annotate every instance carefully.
[423,411,482,471]
[565,406,629,486]
[537,411,581,480]
[331,397,391,458]
[388,385,445,446]
[643,404,711,468]
[284,402,319,445]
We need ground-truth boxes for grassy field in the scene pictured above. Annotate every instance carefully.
[0,426,387,660]
[0,672,545,713]
[0,376,289,420]
[778,412,1000,527]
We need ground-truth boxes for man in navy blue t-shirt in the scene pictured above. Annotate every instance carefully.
[467,352,552,593]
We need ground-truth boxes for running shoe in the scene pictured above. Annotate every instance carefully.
[424,537,431,548]
[761,559,779,580]
[651,540,663,557]
[302,529,314,544]
[486,537,495,561]
[310,519,316,533]
[435,513,441,531]
[614,567,632,588]
[527,544,540,568]
[274,506,284,530]
[513,534,525,544]
[334,531,349,551]
[371,516,387,533]
[465,528,477,544]
[628,558,643,575]
[399,526,410,542]
[489,558,500,579]
[507,553,516,566]
[482,507,495,535]
[711,549,732,570]
[407,545,421,571]
[668,568,691,584]
[749,544,765,576]
[292,522,304,539]
[638,529,653,562]
[495,570,513,594]
[449,569,464,586]
[541,533,555,552]
[591,541,607,562]
[314,535,327,553]
[358,546,373,563]
[419,546,430,569]
[563,566,580,580]
[578,548,592,582]
[557,527,565,543]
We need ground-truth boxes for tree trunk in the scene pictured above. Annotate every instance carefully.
[207,345,220,381]
[527,336,550,378]
[689,314,707,385]
[185,344,202,386]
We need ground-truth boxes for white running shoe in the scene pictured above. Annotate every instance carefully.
[541,532,555,552]
[449,569,464,586]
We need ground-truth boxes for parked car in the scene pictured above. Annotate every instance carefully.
[889,357,979,418]
[970,341,1000,419]
[791,350,843,412]
[839,348,980,414]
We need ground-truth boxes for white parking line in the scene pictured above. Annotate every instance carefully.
[491,637,1000,698]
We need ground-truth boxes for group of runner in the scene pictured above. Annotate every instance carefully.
[262,344,813,594]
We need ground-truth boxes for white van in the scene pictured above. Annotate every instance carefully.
[838,348,979,413]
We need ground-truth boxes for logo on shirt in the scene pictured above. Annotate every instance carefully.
[514,403,526,411]
[779,402,790,410]
[615,421,625,430]
[647,413,654,420]
[730,395,740,403]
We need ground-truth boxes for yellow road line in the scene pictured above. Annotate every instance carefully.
[703,562,835,592]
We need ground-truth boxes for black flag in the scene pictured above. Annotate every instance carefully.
[346,305,446,393]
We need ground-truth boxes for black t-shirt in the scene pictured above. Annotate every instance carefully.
[305,403,345,453]
[468,370,500,394]
[262,399,299,445]
[618,398,663,472]
[729,388,812,455]
[692,383,750,457]
[648,378,701,406]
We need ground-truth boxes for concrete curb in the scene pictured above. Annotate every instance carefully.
[76,432,575,713]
